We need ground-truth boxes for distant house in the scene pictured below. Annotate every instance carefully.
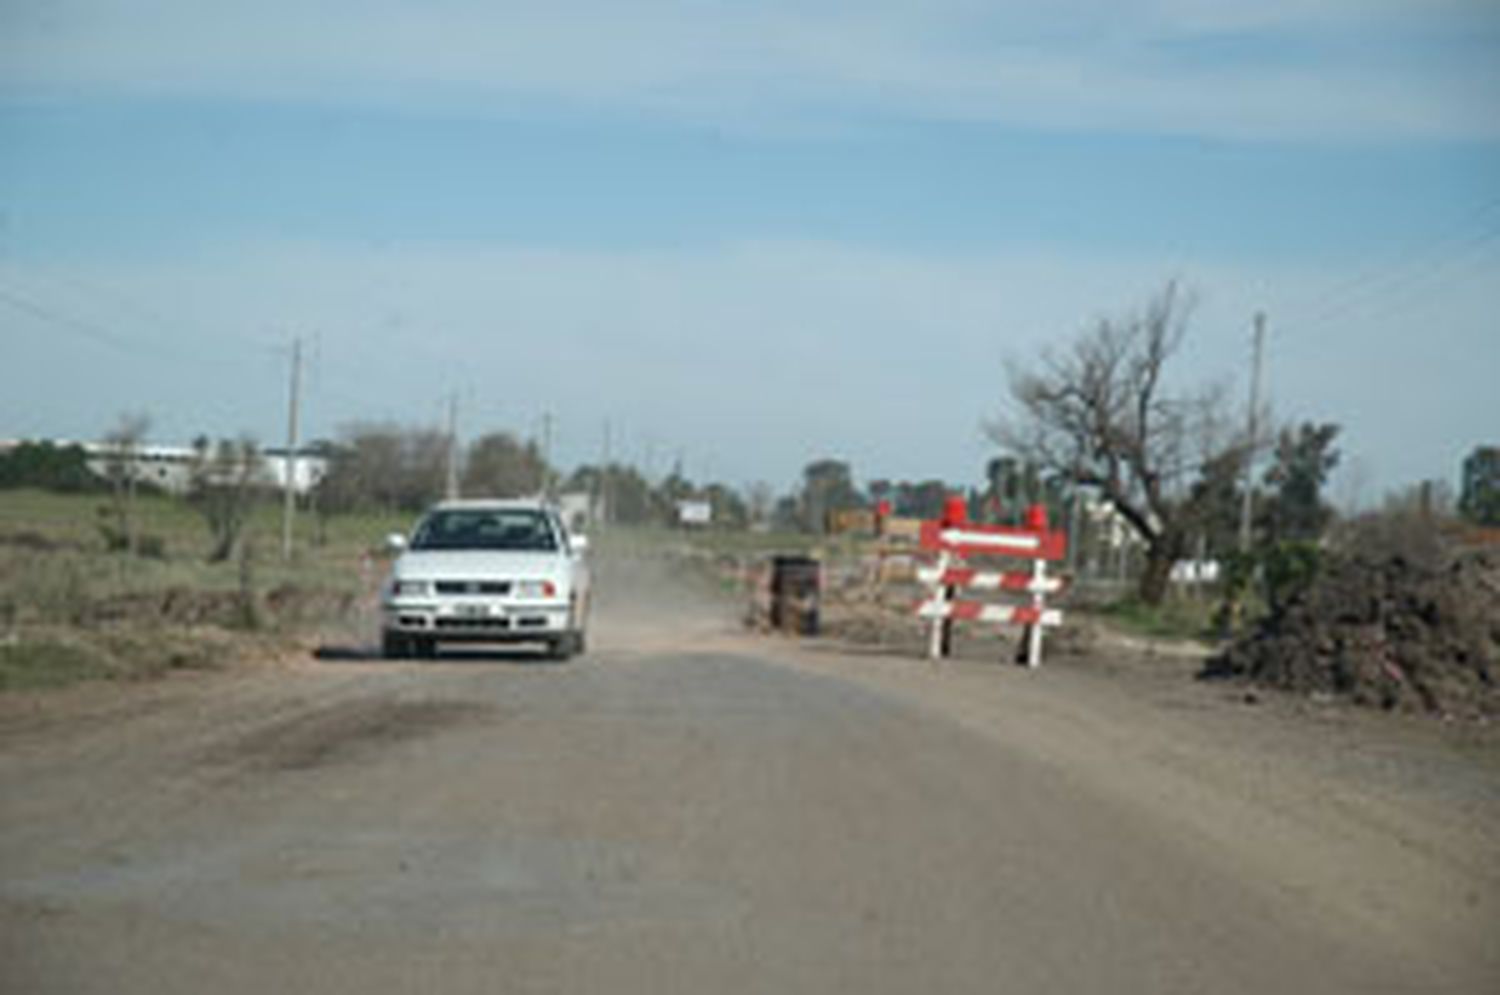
[261,447,329,495]
[55,439,329,497]
[82,441,197,494]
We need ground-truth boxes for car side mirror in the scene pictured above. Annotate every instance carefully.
[571,534,589,556]
[385,532,409,554]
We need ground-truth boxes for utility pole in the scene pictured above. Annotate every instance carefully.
[543,412,555,498]
[281,336,302,562]
[601,418,612,528]
[1066,482,1081,575]
[444,392,460,501]
[1238,312,1266,553]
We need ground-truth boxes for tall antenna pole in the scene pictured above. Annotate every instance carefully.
[541,411,554,499]
[601,418,612,528]
[281,336,302,562]
[1238,312,1266,553]
[444,392,460,500]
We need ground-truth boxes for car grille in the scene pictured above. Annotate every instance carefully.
[435,617,513,630]
[434,580,512,595]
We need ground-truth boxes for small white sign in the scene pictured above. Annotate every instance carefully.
[677,500,712,526]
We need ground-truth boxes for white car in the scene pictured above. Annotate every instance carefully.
[380,499,590,660]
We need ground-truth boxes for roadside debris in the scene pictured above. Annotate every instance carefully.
[1204,543,1499,717]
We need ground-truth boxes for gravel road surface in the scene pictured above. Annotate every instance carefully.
[2,551,1495,993]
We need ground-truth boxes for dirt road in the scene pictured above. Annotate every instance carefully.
[2,552,1496,993]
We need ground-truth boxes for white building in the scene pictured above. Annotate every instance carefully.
[3,438,331,497]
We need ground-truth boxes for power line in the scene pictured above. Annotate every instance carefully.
[0,263,288,361]
[0,279,281,375]
[1298,225,1500,328]
[6,265,216,348]
[0,284,142,352]
[1279,195,1500,331]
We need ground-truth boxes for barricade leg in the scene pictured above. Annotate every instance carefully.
[1026,621,1043,668]
[927,552,950,662]
[1026,558,1047,668]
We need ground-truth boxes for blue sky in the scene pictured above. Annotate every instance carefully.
[2,1,1498,502]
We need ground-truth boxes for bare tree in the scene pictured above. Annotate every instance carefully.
[463,432,547,498]
[988,284,1246,604]
[745,482,775,526]
[100,412,151,556]
[189,436,262,562]
[315,422,448,513]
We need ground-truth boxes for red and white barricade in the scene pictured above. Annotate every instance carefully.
[916,497,1067,666]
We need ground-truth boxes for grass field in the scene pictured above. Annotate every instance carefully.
[0,489,408,690]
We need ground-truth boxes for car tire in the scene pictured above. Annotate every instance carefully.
[546,635,574,662]
[414,636,438,660]
[381,631,409,659]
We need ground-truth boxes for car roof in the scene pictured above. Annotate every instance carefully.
[427,498,552,513]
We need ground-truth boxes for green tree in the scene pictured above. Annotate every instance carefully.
[704,482,749,529]
[1260,422,1341,541]
[892,479,949,520]
[658,467,696,508]
[1459,446,1500,526]
[1182,449,1245,557]
[0,441,99,492]
[799,459,864,533]
[567,463,663,526]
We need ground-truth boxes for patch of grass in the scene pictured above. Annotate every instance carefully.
[0,625,241,691]
[0,637,113,690]
[0,489,408,692]
[681,528,823,557]
[97,627,231,679]
[1098,594,1221,643]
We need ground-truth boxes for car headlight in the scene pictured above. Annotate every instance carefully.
[390,579,430,597]
[514,580,558,599]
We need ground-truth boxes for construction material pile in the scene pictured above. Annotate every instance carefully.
[1208,538,1500,717]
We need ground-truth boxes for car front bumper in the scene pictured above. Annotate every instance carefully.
[382,599,572,642]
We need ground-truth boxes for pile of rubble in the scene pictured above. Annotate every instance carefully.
[1207,542,1500,717]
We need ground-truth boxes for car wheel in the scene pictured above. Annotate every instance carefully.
[546,635,574,662]
[381,631,409,659]
[572,629,587,656]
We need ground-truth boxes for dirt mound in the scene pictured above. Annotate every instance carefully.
[1206,546,1500,716]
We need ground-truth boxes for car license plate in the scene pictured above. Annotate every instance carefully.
[454,603,489,618]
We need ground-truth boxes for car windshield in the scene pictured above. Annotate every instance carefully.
[410,509,558,552]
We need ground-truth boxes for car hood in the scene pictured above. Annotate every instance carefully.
[392,550,569,581]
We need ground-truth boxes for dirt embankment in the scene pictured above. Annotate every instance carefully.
[1208,545,1499,718]
[1,581,368,690]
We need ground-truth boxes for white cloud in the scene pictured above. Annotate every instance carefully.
[2,1,1496,142]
